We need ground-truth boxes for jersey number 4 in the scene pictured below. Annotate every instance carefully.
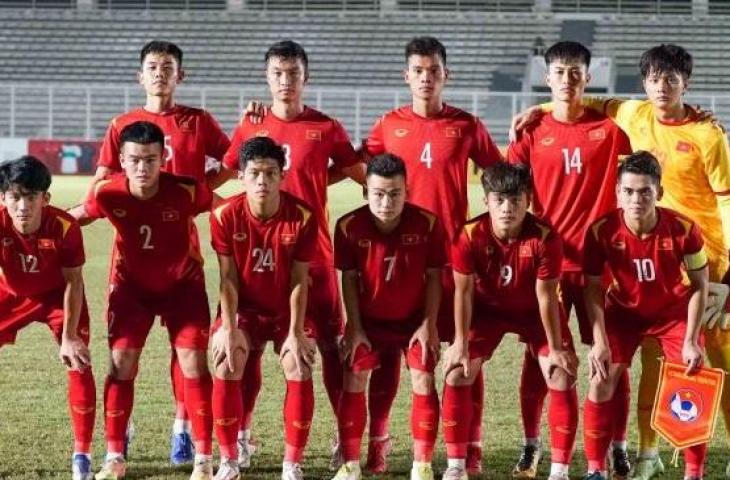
[420,142,433,169]
[562,148,582,175]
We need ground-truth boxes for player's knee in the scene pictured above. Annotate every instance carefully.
[109,349,140,380]
[343,369,369,392]
[213,349,245,381]
[410,369,435,394]
[445,367,473,386]
[545,366,573,391]
[176,347,210,378]
[280,352,312,380]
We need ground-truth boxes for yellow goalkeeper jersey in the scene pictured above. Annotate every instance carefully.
[591,98,730,278]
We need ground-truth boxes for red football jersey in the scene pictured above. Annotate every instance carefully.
[98,105,230,182]
[222,107,358,268]
[508,110,632,273]
[0,206,85,297]
[363,104,503,243]
[334,203,447,321]
[84,172,212,293]
[583,207,706,320]
[210,191,317,318]
[452,212,562,315]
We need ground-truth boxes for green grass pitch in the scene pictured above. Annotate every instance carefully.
[0,176,726,479]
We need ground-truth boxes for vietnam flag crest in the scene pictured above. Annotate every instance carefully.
[650,360,725,449]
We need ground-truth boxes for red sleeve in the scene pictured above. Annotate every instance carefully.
[426,218,448,269]
[209,206,233,256]
[363,117,386,157]
[98,120,122,171]
[683,222,706,257]
[536,232,563,280]
[618,128,632,156]
[333,218,357,271]
[83,186,105,220]
[59,220,86,268]
[583,224,606,276]
[470,118,504,168]
[451,228,475,275]
[329,120,358,169]
[293,214,317,263]
[223,123,246,171]
[506,131,532,165]
[193,179,213,214]
[203,111,231,162]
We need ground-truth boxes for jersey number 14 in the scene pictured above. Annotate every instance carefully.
[562,148,582,175]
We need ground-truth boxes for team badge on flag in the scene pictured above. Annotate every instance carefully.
[651,360,725,449]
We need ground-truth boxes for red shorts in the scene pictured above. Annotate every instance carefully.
[106,280,210,350]
[0,289,90,347]
[605,305,704,364]
[437,267,456,343]
[307,266,343,342]
[349,342,436,374]
[558,271,591,345]
[469,311,574,360]
[211,311,316,352]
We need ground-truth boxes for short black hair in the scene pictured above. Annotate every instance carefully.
[119,121,165,150]
[367,153,407,179]
[265,40,309,75]
[405,36,447,65]
[618,151,662,185]
[140,40,183,66]
[544,41,591,68]
[0,156,51,193]
[481,161,532,196]
[639,44,692,80]
[239,136,286,171]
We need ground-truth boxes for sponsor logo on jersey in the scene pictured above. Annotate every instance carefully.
[612,241,626,250]
[112,209,127,218]
[233,232,248,242]
[255,130,270,137]
[306,129,322,141]
[358,239,371,248]
[589,128,606,141]
[38,238,55,249]
[1,237,12,247]
[401,233,420,245]
[281,233,296,245]
[540,137,555,146]
[177,116,195,132]
[519,245,532,257]
[659,238,673,250]
[676,141,692,153]
[162,210,179,222]
[394,128,409,138]
[444,127,461,138]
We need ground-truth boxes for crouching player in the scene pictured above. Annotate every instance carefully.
[78,121,215,480]
[332,153,444,480]
[441,162,579,480]
[0,156,96,479]
[209,137,318,480]
[581,151,708,480]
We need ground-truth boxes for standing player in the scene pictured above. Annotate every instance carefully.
[221,40,364,468]
[360,36,503,474]
[76,122,215,480]
[0,156,96,480]
[209,137,318,480]
[512,44,730,479]
[71,40,231,465]
[332,154,444,480]
[441,162,578,480]
[581,151,708,480]
[507,41,633,479]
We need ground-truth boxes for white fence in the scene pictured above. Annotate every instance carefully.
[1,84,729,144]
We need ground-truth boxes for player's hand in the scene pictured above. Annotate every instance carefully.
[243,100,268,125]
[587,342,611,381]
[340,326,371,367]
[409,322,440,365]
[702,282,730,329]
[442,339,469,378]
[211,327,247,373]
[547,348,578,379]
[59,335,91,371]
[682,341,704,375]
[509,105,543,142]
[280,331,316,375]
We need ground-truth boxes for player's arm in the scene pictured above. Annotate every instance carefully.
[211,253,247,372]
[443,271,473,377]
[340,268,371,365]
[58,265,91,371]
[536,277,577,378]
[684,265,709,374]
[206,168,237,191]
[584,274,610,380]
[280,260,316,373]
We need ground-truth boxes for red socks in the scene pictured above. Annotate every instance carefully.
[411,392,439,462]
[368,349,401,438]
[612,370,630,442]
[184,375,213,455]
[320,348,344,414]
[684,442,707,478]
[240,350,263,431]
[104,376,134,453]
[469,370,484,445]
[548,388,578,464]
[283,379,314,463]
[442,384,473,459]
[338,391,367,462]
[213,378,242,460]
[583,398,613,471]
[68,369,96,453]
[171,353,188,420]
[520,350,548,439]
